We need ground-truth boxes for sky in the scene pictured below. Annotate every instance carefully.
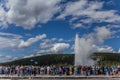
[0,0,120,62]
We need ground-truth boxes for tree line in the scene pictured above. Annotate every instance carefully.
[1,53,120,66]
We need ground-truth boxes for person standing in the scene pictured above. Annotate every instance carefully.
[47,66,50,75]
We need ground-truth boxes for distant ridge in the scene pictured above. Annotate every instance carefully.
[1,53,120,66]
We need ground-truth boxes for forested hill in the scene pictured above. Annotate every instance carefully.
[1,53,120,66]
[1,54,74,66]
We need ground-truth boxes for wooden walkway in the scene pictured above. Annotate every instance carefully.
[0,75,120,80]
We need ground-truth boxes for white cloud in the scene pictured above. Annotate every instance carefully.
[0,0,120,30]
[50,43,70,53]
[23,54,35,58]
[0,32,46,49]
[93,45,114,53]
[37,43,70,54]
[98,46,114,52]
[58,38,64,42]
[57,0,88,19]
[40,39,52,49]
[37,49,48,54]
[40,38,72,49]
[0,6,8,28]
[0,32,22,39]
[57,0,120,28]
[19,34,46,48]
[94,26,113,43]
[82,26,114,44]
[0,0,61,29]
[0,54,16,62]
[73,36,114,54]
[72,23,83,28]
[51,38,57,41]
[0,32,21,49]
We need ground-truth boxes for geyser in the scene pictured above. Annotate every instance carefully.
[74,34,94,66]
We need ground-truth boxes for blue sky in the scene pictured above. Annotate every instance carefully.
[0,0,120,62]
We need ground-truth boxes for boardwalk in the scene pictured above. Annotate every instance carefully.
[0,75,120,80]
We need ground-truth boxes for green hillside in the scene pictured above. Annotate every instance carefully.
[1,53,120,66]
[91,52,120,66]
[1,54,74,66]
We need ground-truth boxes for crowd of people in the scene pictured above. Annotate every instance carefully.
[0,65,120,76]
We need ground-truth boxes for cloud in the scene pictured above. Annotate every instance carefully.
[0,32,21,49]
[74,33,114,54]
[18,34,46,48]
[93,45,114,53]
[98,46,114,52]
[94,26,113,43]
[0,32,46,49]
[39,37,72,54]
[40,39,53,49]
[37,43,70,54]
[0,0,61,29]
[23,54,35,58]
[0,32,22,38]
[51,38,57,42]
[57,0,120,28]
[0,32,46,62]
[58,38,64,42]
[57,0,88,19]
[41,38,73,47]
[50,43,70,53]
[0,6,8,28]
[81,26,113,45]
[0,0,120,30]
[0,54,17,63]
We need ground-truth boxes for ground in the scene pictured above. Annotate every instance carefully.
[0,75,119,80]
